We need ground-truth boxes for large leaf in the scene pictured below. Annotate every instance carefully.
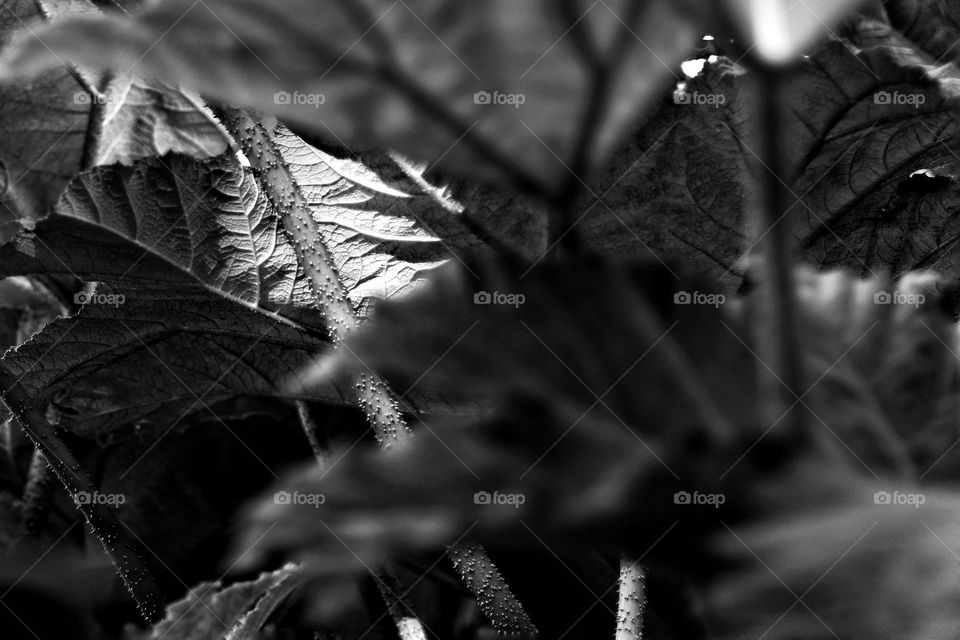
[584,55,751,282]
[0,0,229,240]
[0,0,701,186]
[94,75,230,166]
[238,259,960,639]
[594,23,960,281]
[0,146,515,431]
[0,0,90,236]
[238,258,761,578]
[126,564,303,640]
[1,289,347,435]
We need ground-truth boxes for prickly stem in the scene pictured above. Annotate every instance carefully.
[448,542,538,636]
[0,367,166,622]
[216,108,533,638]
[215,107,411,447]
[615,559,646,640]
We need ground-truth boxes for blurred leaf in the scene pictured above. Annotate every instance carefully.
[789,267,960,476]
[884,0,960,64]
[0,0,701,186]
[0,0,91,237]
[125,564,302,640]
[238,259,960,638]
[719,0,866,64]
[703,466,960,640]
[0,0,229,243]
[238,258,760,585]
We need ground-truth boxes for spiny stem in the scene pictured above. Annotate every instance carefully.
[215,107,411,447]
[218,108,430,638]
[448,543,538,636]
[0,366,165,622]
[615,559,646,640]
[218,107,534,639]
[374,566,429,640]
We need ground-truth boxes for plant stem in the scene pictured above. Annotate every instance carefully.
[13,448,56,543]
[294,400,328,463]
[615,559,646,640]
[756,66,808,439]
[374,566,429,640]
[448,543,538,636]
[0,366,166,622]
[216,107,411,448]
[218,107,535,639]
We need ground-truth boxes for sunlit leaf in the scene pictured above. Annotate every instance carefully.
[0,0,701,186]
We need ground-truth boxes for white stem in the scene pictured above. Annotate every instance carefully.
[615,559,646,640]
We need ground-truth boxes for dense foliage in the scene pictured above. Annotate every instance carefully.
[0,0,958,638]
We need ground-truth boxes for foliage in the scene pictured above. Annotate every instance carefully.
[0,0,957,639]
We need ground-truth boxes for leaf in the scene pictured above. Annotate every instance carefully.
[789,267,960,479]
[702,469,960,640]
[0,137,550,431]
[94,75,230,166]
[0,288,348,435]
[239,259,960,638]
[584,55,751,281]
[0,0,701,186]
[237,258,760,579]
[267,125,461,315]
[0,0,229,241]
[79,404,325,598]
[884,0,960,65]
[128,564,302,640]
[0,0,90,236]
[597,30,960,280]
